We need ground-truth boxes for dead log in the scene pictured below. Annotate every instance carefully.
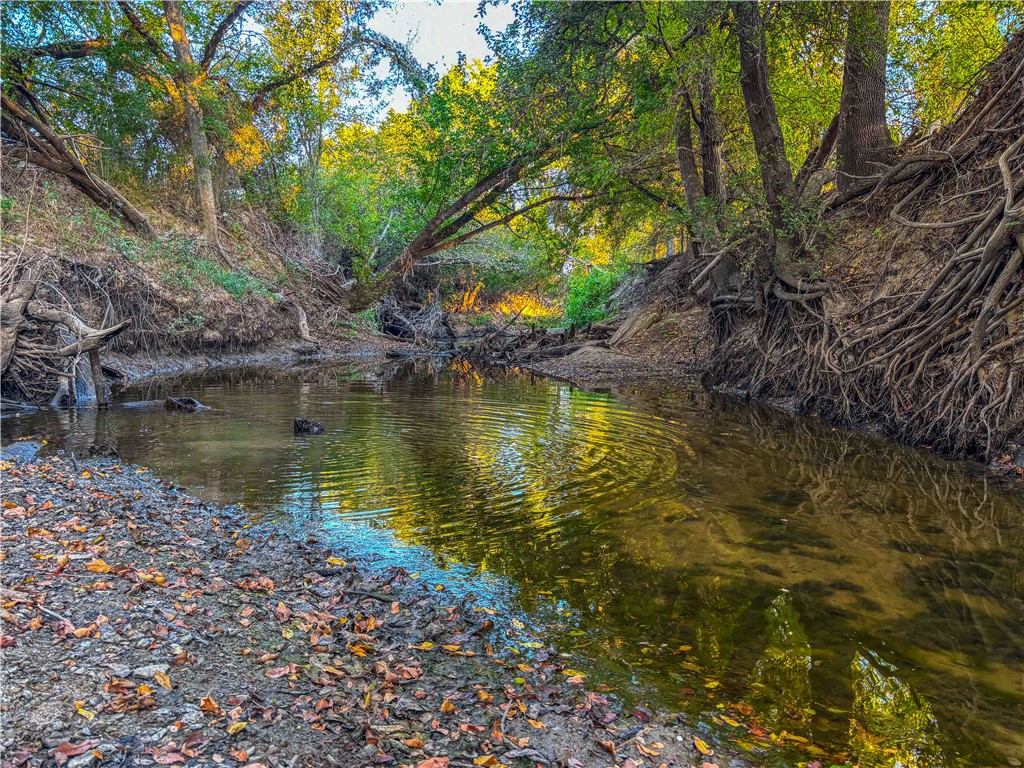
[609,309,661,348]
[1,93,157,238]
[294,417,325,434]
[164,397,206,412]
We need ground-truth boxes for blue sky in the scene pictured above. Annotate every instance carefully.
[369,0,516,113]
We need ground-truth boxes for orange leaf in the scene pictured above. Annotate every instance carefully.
[84,559,112,574]
[199,695,220,714]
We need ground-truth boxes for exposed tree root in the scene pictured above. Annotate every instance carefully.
[1,264,130,405]
[707,33,1024,462]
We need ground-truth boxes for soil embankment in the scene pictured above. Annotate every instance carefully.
[1,452,749,768]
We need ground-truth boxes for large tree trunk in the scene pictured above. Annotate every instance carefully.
[163,0,222,256]
[674,87,705,212]
[697,64,726,213]
[732,2,795,223]
[837,1,893,193]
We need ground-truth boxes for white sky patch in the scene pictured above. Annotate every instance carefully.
[369,0,515,115]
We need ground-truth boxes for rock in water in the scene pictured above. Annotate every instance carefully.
[294,417,325,435]
[164,396,207,412]
[88,443,120,458]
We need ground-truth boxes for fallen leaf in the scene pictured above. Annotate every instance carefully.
[153,752,184,765]
[84,559,112,574]
[694,736,714,756]
[440,698,455,714]
[199,695,221,714]
[53,740,100,767]
[226,721,247,735]
[274,601,291,622]
[414,759,449,768]
[265,663,300,678]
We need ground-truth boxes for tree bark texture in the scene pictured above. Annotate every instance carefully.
[837,1,893,193]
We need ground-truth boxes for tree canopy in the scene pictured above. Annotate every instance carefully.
[2,0,1021,300]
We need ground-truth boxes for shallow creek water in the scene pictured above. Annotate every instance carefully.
[4,359,1022,767]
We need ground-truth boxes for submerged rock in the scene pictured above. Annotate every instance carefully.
[293,417,325,434]
[1,440,43,461]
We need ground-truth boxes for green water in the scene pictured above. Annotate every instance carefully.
[4,360,1022,767]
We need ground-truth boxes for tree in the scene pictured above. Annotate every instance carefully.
[731,1,795,226]
[836,1,892,193]
[162,0,233,256]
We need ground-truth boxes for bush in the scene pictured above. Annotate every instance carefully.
[563,265,626,327]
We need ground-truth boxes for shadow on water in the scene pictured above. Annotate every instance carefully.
[4,359,1022,768]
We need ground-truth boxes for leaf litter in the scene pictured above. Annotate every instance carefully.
[0,455,754,767]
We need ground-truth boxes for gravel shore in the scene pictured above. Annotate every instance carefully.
[0,450,743,768]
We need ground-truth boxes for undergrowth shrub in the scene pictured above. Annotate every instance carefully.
[160,237,268,299]
[564,264,628,326]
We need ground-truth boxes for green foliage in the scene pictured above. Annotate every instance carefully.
[356,308,379,330]
[3,0,1021,307]
[160,238,267,299]
[564,264,628,327]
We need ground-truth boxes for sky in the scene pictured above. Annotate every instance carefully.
[368,0,516,114]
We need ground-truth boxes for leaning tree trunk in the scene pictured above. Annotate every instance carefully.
[163,0,223,257]
[837,0,893,194]
[0,93,157,238]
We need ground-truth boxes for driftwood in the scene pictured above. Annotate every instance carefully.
[609,308,661,348]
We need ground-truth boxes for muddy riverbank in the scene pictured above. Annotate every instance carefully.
[0,451,748,768]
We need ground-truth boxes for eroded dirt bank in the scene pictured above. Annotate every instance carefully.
[0,453,747,768]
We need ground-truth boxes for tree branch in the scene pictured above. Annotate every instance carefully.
[201,0,254,71]
[250,49,350,111]
[118,1,169,61]
[420,194,594,258]
[9,39,110,61]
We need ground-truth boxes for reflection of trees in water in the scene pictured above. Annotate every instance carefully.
[848,650,945,768]
[690,576,749,678]
[749,595,814,730]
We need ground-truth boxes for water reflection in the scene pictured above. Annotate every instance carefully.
[750,595,814,731]
[849,650,945,768]
[3,360,1022,767]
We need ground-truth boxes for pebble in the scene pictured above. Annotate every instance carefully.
[133,663,170,679]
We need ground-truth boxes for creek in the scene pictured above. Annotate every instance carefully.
[4,359,1021,768]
